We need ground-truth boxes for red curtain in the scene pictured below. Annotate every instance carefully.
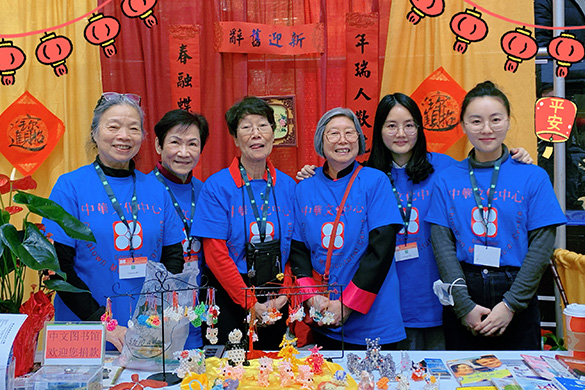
[99,0,391,180]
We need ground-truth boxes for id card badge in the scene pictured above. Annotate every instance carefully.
[395,242,419,262]
[119,256,148,279]
[473,245,501,267]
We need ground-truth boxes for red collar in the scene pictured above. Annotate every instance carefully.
[228,157,277,188]
[156,161,192,184]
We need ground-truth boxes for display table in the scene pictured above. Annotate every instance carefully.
[101,349,566,389]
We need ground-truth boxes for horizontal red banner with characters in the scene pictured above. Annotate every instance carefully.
[214,21,324,55]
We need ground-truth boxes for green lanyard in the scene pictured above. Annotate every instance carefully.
[467,156,502,246]
[153,167,195,252]
[387,171,413,244]
[239,164,272,242]
[93,161,138,256]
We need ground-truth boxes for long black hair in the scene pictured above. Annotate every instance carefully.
[367,93,434,184]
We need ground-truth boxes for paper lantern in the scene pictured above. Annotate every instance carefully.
[547,33,585,78]
[0,39,26,86]
[35,32,73,77]
[84,13,121,58]
[406,0,444,25]
[450,9,488,54]
[535,97,577,159]
[121,0,158,28]
[500,27,538,73]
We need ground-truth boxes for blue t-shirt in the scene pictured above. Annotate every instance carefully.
[391,152,456,328]
[294,162,406,345]
[192,161,296,274]
[44,164,184,333]
[426,157,566,267]
[149,169,204,348]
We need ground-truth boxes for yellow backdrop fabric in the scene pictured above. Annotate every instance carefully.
[381,1,537,160]
[0,1,102,294]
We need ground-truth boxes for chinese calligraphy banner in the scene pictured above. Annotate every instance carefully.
[169,25,201,113]
[410,67,466,155]
[0,91,64,176]
[214,22,324,55]
[346,13,379,158]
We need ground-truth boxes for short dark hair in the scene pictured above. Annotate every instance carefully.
[460,80,511,122]
[154,109,209,152]
[225,96,275,137]
[367,93,434,184]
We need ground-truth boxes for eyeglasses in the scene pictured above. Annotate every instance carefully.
[324,130,359,143]
[96,92,142,107]
[237,123,273,136]
[382,122,418,136]
[463,117,508,133]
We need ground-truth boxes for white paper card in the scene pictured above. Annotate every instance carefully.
[473,244,501,267]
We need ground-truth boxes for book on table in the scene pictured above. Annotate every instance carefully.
[556,355,585,378]
[522,354,575,381]
[552,376,585,390]
[447,354,513,387]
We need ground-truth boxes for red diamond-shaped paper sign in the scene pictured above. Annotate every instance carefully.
[410,67,466,154]
[0,91,64,175]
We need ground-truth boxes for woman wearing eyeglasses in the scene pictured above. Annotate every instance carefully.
[43,93,185,351]
[191,96,296,349]
[289,107,405,349]
[151,109,210,348]
[426,81,566,350]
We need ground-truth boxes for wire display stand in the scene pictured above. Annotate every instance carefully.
[243,279,346,361]
[108,266,214,386]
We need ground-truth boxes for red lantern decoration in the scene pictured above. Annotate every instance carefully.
[500,27,538,73]
[450,9,488,54]
[84,13,121,58]
[0,39,26,86]
[535,97,577,159]
[35,32,73,77]
[406,0,445,25]
[547,33,585,78]
[121,0,158,28]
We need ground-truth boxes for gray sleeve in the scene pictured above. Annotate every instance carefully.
[503,225,557,312]
[430,223,476,318]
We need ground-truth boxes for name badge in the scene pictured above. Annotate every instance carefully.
[473,245,501,267]
[119,256,148,279]
[395,242,419,262]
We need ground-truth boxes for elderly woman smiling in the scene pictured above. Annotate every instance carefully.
[289,107,405,350]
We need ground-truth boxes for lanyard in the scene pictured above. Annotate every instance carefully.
[239,164,272,243]
[153,167,195,250]
[93,161,139,255]
[467,156,502,246]
[387,171,413,243]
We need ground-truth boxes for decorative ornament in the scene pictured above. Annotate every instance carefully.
[84,13,121,58]
[410,361,426,381]
[547,32,585,78]
[206,327,218,345]
[278,334,301,366]
[163,291,184,321]
[297,364,315,389]
[406,0,445,25]
[110,373,167,390]
[121,0,158,28]
[500,27,538,73]
[100,297,118,331]
[173,349,205,378]
[261,296,283,324]
[357,370,375,390]
[206,289,220,326]
[288,304,305,323]
[376,377,390,390]
[0,39,26,86]
[306,345,324,375]
[35,32,73,77]
[449,8,488,54]
[400,351,411,374]
[422,374,439,390]
[395,373,410,390]
[535,97,577,159]
[225,328,246,366]
[278,360,295,387]
[257,356,274,387]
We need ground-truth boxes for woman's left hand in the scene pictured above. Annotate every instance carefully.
[475,301,514,337]
[323,299,353,327]
[510,147,534,164]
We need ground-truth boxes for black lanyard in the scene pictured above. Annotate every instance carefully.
[153,167,195,251]
[468,156,502,246]
[93,161,138,256]
[387,171,413,244]
[239,164,272,242]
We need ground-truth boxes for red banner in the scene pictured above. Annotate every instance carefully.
[410,67,466,154]
[169,25,201,177]
[214,22,324,55]
[346,13,379,158]
[0,91,64,176]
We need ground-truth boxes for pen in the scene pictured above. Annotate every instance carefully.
[110,366,125,386]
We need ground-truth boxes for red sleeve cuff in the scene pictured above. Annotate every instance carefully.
[342,281,376,314]
[296,277,319,302]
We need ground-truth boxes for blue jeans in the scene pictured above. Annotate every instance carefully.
[443,263,541,351]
